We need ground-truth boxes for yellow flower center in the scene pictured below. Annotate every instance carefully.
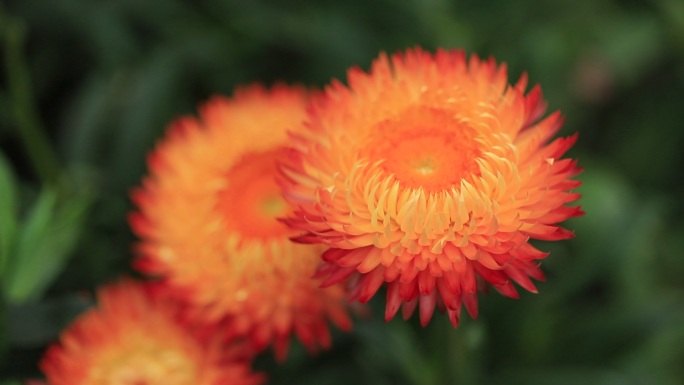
[217,148,292,239]
[90,333,199,385]
[363,106,480,191]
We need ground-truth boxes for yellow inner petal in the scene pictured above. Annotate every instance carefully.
[90,332,199,385]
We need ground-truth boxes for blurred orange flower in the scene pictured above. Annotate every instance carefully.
[129,84,352,360]
[281,48,583,327]
[40,280,263,385]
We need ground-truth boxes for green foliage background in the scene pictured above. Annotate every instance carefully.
[1,0,684,384]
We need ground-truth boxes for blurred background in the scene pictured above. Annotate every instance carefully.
[1,0,683,384]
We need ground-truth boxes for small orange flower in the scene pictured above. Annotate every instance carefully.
[129,84,352,360]
[281,48,583,327]
[40,280,263,385]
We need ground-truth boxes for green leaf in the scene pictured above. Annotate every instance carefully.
[4,189,91,303]
[4,188,57,302]
[0,151,18,279]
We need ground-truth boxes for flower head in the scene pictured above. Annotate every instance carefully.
[40,280,263,385]
[129,84,352,360]
[281,48,582,327]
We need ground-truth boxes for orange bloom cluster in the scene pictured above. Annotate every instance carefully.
[40,46,582,385]
[40,280,263,385]
[281,47,582,327]
[129,84,352,360]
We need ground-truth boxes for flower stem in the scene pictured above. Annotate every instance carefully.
[447,319,485,383]
[2,10,61,185]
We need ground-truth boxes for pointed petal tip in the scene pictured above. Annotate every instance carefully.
[446,304,462,327]
[289,234,319,244]
[401,299,418,321]
[384,283,403,322]
[320,266,356,288]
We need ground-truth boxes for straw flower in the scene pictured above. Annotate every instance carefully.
[281,48,582,327]
[40,280,263,385]
[130,84,352,360]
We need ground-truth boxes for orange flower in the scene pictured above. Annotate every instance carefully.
[281,48,583,327]
[129,84,352,360]
[40,280,263,385]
